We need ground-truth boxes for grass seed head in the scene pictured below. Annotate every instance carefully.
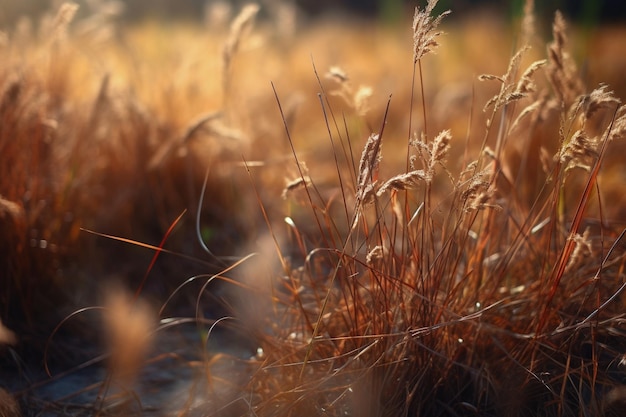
[412,0,450,63]
[608,105,626,141]
[282,176,312,200]
[356,133,383,205]
[547,11,585,106]
[579,84,621,121]
[427,129,452,174]
[376,169,430,196]
[49,2,79,43]
[560,129,598,173]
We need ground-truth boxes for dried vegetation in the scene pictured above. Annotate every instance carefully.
[2,0,626,416]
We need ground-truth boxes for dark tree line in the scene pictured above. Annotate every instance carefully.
[0,0,624,32]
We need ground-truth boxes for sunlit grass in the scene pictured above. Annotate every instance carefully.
[1,1,626,416]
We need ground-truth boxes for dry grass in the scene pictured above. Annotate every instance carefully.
[2,1,626,416]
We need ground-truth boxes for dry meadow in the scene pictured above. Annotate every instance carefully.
[1,1,626,416]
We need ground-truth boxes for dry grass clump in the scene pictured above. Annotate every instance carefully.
[0,1,262,344]
[203,2,626,416]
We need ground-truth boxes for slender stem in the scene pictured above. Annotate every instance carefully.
[407,60,417,171]
[418,59,428,143]
[402,60,418,285]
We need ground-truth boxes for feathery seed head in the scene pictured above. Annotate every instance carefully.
[326,66,349,83]
[579,84,621,121]
[376,170,430,196]
[559,129,598,172]
[412,0,450,63]
[608,105,626,142]
[355,133,383,206]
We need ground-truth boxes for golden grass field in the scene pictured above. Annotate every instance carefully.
[2,1,626,416]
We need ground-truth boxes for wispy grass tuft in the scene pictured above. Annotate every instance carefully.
[220,5,626,417]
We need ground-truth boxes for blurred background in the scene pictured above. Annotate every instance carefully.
[0,0,624,406]
[1,0,625,29]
